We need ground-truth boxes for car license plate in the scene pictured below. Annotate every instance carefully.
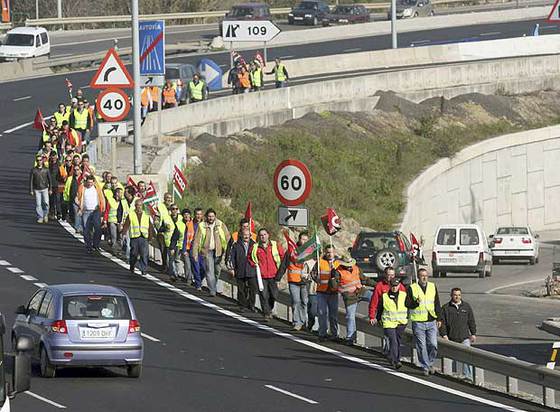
[80,327,115,339]
[364,272,378,278]
[338,18,348,23]
[505,250,520,255]
[294,16,303,20]
[439,258,456,264]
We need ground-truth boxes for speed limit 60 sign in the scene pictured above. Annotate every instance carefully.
[273,159,312,206]
[96,88,130,122]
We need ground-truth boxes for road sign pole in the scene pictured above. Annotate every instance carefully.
[57,0,62,18]
[264,42,268,65]
[111,136,117,173]
[132,0,142,174]
[391,0,397,49]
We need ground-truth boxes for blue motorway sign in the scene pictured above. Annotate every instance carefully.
[197,58,223,91]
[139,20,165,76]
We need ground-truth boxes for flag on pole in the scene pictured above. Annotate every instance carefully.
[254,51,265,67]
[410,232,424,264]
[295,233,321,263]
[142,181,159,217]
[33,108,46,130]
[321,208,341,236]
[245,201,255,233]
[126,176,139,191]
[282,229,297,260]
[231,50,245,66]
[172,165,188,198]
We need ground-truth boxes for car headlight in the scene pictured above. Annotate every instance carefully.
[304,13,312,17]
[403,8,413,16]
[288,12,293,16]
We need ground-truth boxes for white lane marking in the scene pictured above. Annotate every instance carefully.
[486,279,544,294]
[343,48,362,53]
[80,85,91,89]
[413,39,431,44]
[3,115,53,134]
[141,332,161,342]
[13,95,32,102]
[0,260,11,266]
[480,31,500,36]
[542,25,557,29]
[34,282,48,288]
[58,221,525,412]
[7,267,24,274]
[20,275,38,281]
[25,391,66,409]
[279,55,294,59]
[265,385,318,404]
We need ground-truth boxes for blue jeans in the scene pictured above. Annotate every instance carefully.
[130,237,148,272]
[289,283,309,327]
[412,320,439,370]
[190,252,206,289]
[73,203,82,232]
[385,324,406,364]
[344,289,373,341]
[82,208,101,251]
[34,188,49,220]
[308,294,318,331]
[461,338,474,380]
[317,293,339,338]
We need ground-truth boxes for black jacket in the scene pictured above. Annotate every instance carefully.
[30,167,51,192]
[230,238,256,279]
[440,301,476,342]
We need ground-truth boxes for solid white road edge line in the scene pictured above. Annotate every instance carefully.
[58,220,526,412]
[264,384,319,404]
[20,275,38,281]
[0,260,11,266]
[25,391,67,409]
[13,96,32,102]
[141,332,161,342]
[3,116,53,134]
[7,267,24,274]
[486,279,545,294]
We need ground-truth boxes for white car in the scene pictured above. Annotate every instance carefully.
[431,224,493,278]
[0,26,50,60]
[490,226,540,265]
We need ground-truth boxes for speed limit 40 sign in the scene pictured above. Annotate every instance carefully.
[273,159,312,206]
[96,88,130,122]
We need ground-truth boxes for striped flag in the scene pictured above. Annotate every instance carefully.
[295,233,321,263]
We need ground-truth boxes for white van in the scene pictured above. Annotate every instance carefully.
[431,224,493,278]
[0,27,50,60]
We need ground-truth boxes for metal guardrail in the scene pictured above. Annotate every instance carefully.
[23,0,508,28]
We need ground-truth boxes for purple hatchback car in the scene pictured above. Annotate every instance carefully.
[12,284,143,378]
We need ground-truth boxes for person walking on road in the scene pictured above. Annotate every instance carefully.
[76,175,105,254]
[249,228,285,322]
[166,204,186,282]
[181,208,195,285]
[286,232,312,331]
[230,229,258,312]
[440,287,477,380]
[408,268,442,376]
[122,199,155,276]
[30,154,52,224]
[377,277,409,369]
[104,187,128,254]
[188,73,207,103]
[69,100,92,145]
[64,166,82,232]
[312,245,340,341]
[267,58,289,88]
[192,209,230,297]
[190,207,206,290]
[332,255,374,345]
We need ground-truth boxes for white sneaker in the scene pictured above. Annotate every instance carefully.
[37,218,43,224]
[43,216,48,223]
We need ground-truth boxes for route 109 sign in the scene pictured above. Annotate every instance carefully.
[273,159,312,206]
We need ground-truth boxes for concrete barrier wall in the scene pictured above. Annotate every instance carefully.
[400,125,560,249]
[144,53,560,140]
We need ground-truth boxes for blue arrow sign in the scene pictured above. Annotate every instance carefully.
[197,58,223,91]
[139,20,165,76]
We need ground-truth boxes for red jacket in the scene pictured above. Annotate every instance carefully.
[249,242,285,279]
[368,279,406,320]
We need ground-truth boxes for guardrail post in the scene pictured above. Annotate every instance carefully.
[474,367,485,386]
[442,357,453,375]
[506,375,518,395]
[544,387,555,408]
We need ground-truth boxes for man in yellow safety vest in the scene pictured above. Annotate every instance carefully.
[266,58,289,88]
[187,73,207,103]
[379,277,410,369]
[69,100,92,145]
[121,199,155,275]
[53,103,71,128]
[164,204,187,283]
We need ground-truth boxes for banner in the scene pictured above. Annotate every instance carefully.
[173,165,187,198]
[321,208,341,236]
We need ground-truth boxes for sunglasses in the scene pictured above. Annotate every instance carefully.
[170,207,179,211]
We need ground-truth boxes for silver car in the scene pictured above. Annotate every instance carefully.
[388,0,434,19]
[12,284,143,378]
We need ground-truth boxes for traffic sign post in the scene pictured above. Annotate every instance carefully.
[273,159,312,207]
[96,88,131,122]
[278,206,309,228]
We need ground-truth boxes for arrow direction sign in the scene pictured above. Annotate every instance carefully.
[98,122,129,137]
[140,75,165,87]
[221,20,281,42]
[278,206,308,228]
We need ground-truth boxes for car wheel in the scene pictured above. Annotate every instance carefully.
[492,257,499,265]
[375,249,397,271]
[413,12,419,17]
[440,272,447,278]
[486,268,492,277]
[40,346,56,378]
[312,16,318,26]
[536,256,539,264]
[288,18,294,24]
[529,257,536,265]
[429,10,435,16]
[432,271,440,278]
[127,364,142,378]
[478,270,485,278]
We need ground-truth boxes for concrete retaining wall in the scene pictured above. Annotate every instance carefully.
[143,53,560,140]
[400,125,560,248]
[0,56,52,82]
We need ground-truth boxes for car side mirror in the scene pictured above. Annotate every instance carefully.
[15,305,27,315]
[535,234,540,239]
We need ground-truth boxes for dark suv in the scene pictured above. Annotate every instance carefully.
[288,0,331,26]
[220,3,272,35]
[349,231,414,282]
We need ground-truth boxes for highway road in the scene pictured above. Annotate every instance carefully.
[0,129,546,411]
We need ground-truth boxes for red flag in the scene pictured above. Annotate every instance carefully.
[33,108,46,130]
[231,50,245,66]
[410,232,423,262]
[321,208,341,236]
[126,176,139,192]
[254,51,265,68]
[245,201,255,233]
[173,165,188,197]
[283,229,297,260]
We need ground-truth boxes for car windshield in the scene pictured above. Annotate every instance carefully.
[355,234,399,251]
[460,229,479,245]
[437,229,456,245]
[334,6,353,13]
[63,295,131,320]
[397,0,416,5]
[296,1,318,10]
[497,227,529,235]
[230,7,256,16]
[165,68,181,79]
[4,33,34,47]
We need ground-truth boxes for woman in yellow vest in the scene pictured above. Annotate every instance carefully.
[379,277,410,369]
